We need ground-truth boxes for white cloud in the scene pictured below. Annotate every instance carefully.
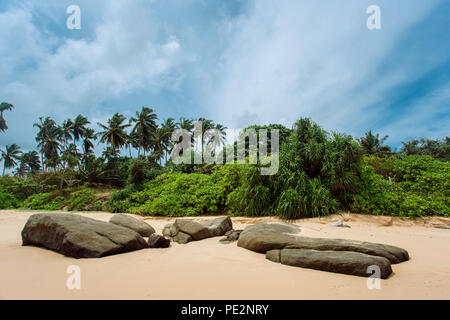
[0,0,186,149]
[0,0,448,157]
[208,0,446,140]
[380,82,450,144]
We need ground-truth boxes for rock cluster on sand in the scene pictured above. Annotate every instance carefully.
[21,213,148,259]
[238,222,409,278]
[163,216,233,244]
[21,214,409,278]
[109,214,156,237]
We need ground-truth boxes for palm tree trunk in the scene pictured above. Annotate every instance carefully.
[40,153,43,172]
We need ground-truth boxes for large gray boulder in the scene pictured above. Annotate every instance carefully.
[266,248,393,279]
[203,216,233,237]
[175,220,211,240]
[238,222,409,264]
[22,213,148,258]
[109,214,155,237]
[163,216,233,244]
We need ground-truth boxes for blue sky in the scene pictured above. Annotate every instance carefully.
[0,0,449,157]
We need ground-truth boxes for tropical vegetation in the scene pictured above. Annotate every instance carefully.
[0,103,448,219]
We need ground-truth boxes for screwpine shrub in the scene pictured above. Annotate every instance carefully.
[227,119,360,219]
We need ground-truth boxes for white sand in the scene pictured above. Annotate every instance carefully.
[0,210,449,300]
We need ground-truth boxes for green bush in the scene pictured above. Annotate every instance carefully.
[350,164,402,216]
[66,189,101,211]
[0,176,56,201]
[0,192,21,209]
[351,157,450,217]
[392,155,450,195]
[227,119,360,219]
[107,164,244,216]
[106,185,136,213]
[23,193,66,210]
[129,173,222,216]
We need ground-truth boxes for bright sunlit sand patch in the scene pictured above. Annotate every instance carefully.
[0,211,449,300]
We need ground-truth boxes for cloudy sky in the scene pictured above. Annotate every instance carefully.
[0,0,449,156]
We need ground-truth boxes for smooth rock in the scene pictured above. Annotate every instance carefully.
[148,234,170,248]
[175,220,211,241]
[434,225,450,230]
[238,222,409,264]
[109,214,155,237]
[220,230,243,244]
[22,213,148,259]
[163,216,233,244]
[203,216,233,237]
[266,248,393,279]
[173,231,192,244]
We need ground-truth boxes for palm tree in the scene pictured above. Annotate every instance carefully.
[97,113,130,154]
[22,151,41,173]
[151,127,168,165]
[125,134,135,158]
[102,146,120,161]
[1,144,22,176]
[82,128,96,158]
[359,131,391,156]
[42,128,63,171]
[177,117,194,132]
[34,117,61,172]
[130,107,158,156]
[71,114,90,148]
[15,151,41,177]
[161,118,177,162]
[175,117,195,156]
[208,123,227,149]
[197,118,215,150]
[61,119,74,151]
[0,102,14,133]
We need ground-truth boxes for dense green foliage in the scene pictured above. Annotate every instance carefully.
[0,192,21,209]
[401,137,450,160]
[1,107,448,219]
[66,189,102,211]
[23,193,66,211]
[107,165,243,216]
[227,119,360,219]
[351,156,449,217]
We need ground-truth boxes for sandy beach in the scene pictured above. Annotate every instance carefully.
[0,210,449,300]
